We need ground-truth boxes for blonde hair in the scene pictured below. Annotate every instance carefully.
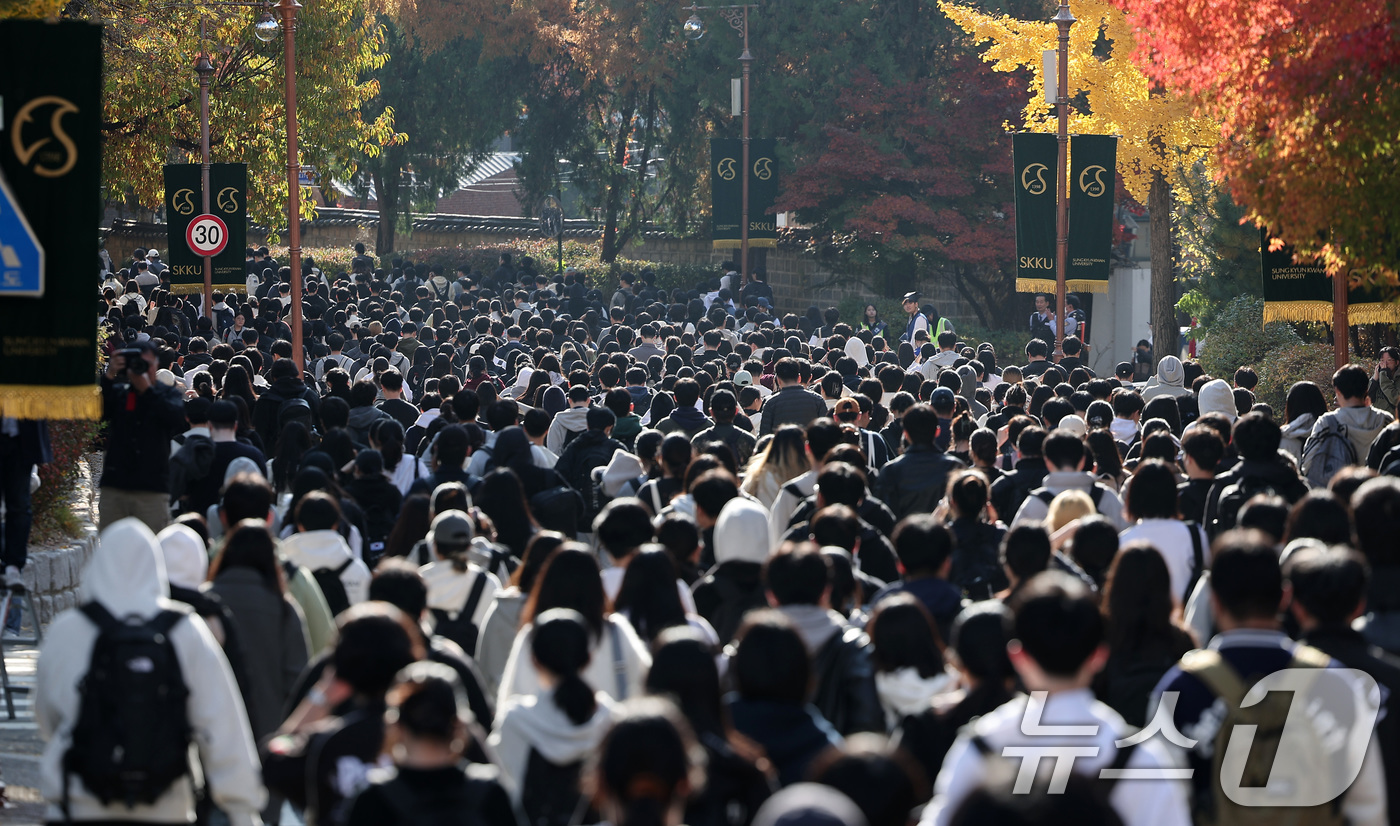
[1046,489,1094,533]
[741,427,808,500]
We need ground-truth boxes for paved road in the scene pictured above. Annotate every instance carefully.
[0,642,45,825]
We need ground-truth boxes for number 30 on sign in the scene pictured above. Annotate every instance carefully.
[186,214,229,258]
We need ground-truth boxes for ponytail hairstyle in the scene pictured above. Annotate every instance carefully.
[587,698,704,826]
[384,661,472,755]
[531,608,598,725]
[376,418,406,473]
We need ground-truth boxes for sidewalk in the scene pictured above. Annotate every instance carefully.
[0,642,44,824]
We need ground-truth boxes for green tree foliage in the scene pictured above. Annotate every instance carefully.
[1174,170,1261,331]
[357,20,527,253]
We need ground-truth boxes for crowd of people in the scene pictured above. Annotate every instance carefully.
[29,244,1400,826]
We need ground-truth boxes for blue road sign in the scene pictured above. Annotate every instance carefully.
[0,171,43,297]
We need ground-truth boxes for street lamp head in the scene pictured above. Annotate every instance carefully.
[254,11,280,42]
[683,13,705,40]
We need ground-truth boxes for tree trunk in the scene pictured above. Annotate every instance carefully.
[1149,170,1176,368]
[373,166,399,256]
[948,264,995,330]
[599,102,636,263]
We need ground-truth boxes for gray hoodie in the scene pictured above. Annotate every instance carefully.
[545,406,591,453]
[777,604,848,654]
[1305,405,1394,486]
[1142,356,1190,401]
[956,366,989,419]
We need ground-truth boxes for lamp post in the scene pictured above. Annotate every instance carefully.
[1052,0,1074,360]
[253,0,304,372]
[685,2,756,288]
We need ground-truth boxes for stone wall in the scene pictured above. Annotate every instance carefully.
[21,526,96,627]
[104,210,977,326]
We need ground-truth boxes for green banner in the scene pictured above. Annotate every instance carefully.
[1014,133,1057,292]
[1261,229,1400,325]
[164,162,248,295]
[711,138,778,249]
[0,20,102,419]
[1067,134,1115,293]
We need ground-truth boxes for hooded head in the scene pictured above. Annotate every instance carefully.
[157,524,208,591]
[713,498,771,565]
[843,337,869,369]
[956,365,979,400]
[1156,355,1185,388]
[81,518,169,619]
[541,385,567,417]
[1198,379,1238,423]
[752,784,869,826]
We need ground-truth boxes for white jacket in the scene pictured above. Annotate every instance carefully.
[37,519,265,825]
[280,529,372,606]
[420,560,503,629]
[496,613,651,711]
[488,689,620,804]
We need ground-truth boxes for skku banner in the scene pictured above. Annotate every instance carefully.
[1066,134,1115,293]
[711,138,778,249]
[1013,133,1057,292]
[163,163,248,295]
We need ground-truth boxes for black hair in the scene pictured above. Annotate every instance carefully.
[613,549,688,643]
[810,736,928,826]
[1068,516,1119,587]
[1354,478,1400,565]
[1333,364,1369,401]
[590,698,701,826]
[1123,460,1180,520]
[387,661,472,742]
[369,558,429,619]
[524,545,607,638]
[763,542,832,606]
[1211,530,1284,621]
[594,499,655,561]
[211,519,283,595]
[1287,548,1370,625]
[1231,412,1281,462]
[732,610,810,704]
[1042,431,1086,470]
[295,490,343,533]
[1008,571,1104,678]
[532,608,598,725]
[1001,524,1052,584]
[891,514,954,575]
[868,595,945,678]
[332,604,419,698]
[645,627,727,741]
[1283,490,1353,546]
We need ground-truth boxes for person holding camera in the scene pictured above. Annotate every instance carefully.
[1371,346,1399,417]
[100,341,187,532]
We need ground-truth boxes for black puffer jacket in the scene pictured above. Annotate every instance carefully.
[692,561,768,645]
[100,375,187,492]
[759,386,828,436]
[872,445,966,521]
[252,375,320,452]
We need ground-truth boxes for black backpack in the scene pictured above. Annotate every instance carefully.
[312,559,355,617]
[63,603,192,812]
[1034,485,1106,509]
[429,572,490,656]
[168,433,215,508]
[1211,474,1284,538]
[521,748,594,826]
[277,396,314,435]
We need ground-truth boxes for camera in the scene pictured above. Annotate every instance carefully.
[115,348,146,375]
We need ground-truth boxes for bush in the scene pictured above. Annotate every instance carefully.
[32,419,101,541]
[1254,343,1375,415]
[1197,295,1303,380]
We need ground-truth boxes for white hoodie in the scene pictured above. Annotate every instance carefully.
[488,689,620,804]
[280,529,372,606]
[496,614,651,711]
[36,518,265,825]
[420,560,503,629]
[875,667,958,730]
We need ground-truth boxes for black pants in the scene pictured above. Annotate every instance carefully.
[0,436,32,570]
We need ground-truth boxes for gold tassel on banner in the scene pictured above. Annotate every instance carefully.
[711,239,778,249]
[0,385,101,420]
[1261,301,1336,324]
[167,283,244,295]
[1348,303,1400,325]
[1015,278,1109,294]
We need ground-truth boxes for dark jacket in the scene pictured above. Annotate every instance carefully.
[686,732,774,826]
[209,567,309,740]
[1177,478,1214,524]
[1092,627,1194,728]
[1363,566,1400,657]
[872,444,966,522]
[343,473,405,550]
[810,625,884,736]
[692,561,767,644]
[100,375,187,492]
[782,519,898,585]
[726,697,841,788]
[185,440,268,516]
[870,576,966,643]
[2,420,52,466]
[760,386,828,437]
[555,429,624,497]
[252,375,321,453]
[262,699,388,826]
[346,764,516,826]
[989,456,1049,523]
[948,518,1007,600]
[1203,458,1309,537]
[693,422,757,467]
[657,406,712,439]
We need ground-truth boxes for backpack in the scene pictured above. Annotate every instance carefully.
[429,572,490,655]
[63,603,193,813]
[530,485,585,538]
[521,748,593,826]
[312,559,355,617]
[277,396,315,435]
[375,768,492,826]
[1301,419,1358,486]
[168,433,215,507]
[1212,474,1286,537]
[1178,645,1344,826]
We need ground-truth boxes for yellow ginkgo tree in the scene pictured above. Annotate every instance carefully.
[939,0,1219,364]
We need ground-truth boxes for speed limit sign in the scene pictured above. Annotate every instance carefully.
[186,213,229,258]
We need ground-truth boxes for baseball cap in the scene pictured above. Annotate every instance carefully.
[1057,414,1087,438]
[931,387,956,408]
[431,510,474,550]
[733,370,754,387]
[902,291,920,304]
[833,398,860,421]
